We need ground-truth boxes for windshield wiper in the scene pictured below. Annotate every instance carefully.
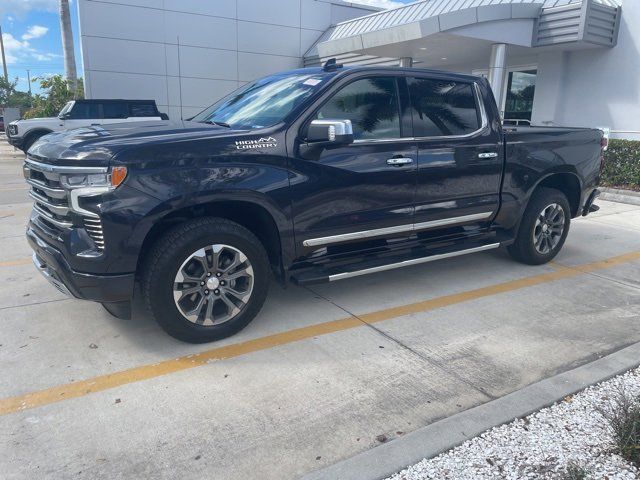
[202,119,231,128]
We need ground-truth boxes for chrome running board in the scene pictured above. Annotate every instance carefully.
[328,243,501,282]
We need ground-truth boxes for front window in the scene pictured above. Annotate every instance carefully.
[191,72,334,129]
[315,77,400,140]
[68,102,100,120]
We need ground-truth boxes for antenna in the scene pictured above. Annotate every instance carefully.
[322,58,343,72]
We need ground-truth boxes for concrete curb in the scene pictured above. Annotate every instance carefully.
[301,342,640,480]
[600,187,640,206]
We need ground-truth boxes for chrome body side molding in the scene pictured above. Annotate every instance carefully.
[302,211,493,247]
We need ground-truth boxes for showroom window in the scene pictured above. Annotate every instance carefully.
[315,77,401,141]
[407,78,480,137]
[504,69,537,122]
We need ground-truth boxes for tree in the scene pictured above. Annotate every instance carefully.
[59,0,78,95]
[23,75,84,119]
[0,77,32,110]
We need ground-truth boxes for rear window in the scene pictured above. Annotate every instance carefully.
[102,102,129,119]
[407,78,480,137]
[130,103,157,117]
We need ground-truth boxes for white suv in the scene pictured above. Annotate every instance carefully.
[7,99,167,153]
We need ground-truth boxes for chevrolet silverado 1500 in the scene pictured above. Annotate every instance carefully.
[23,63,603,343]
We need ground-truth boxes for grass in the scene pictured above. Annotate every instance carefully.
[557,462,590,480]
[599,386,640,467]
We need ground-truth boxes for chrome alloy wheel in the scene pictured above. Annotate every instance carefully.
[173,244,254,326]
[533,203,565,255]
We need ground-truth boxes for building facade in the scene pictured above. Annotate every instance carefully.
[79,0,638,139]
[78,0,378,121]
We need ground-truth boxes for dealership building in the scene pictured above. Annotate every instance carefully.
[78,0,637,139]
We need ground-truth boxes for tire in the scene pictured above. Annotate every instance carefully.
[508,187,571,265]
[142,218,270,343]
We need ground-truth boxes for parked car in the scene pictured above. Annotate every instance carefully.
[23,63,603,343]
[7,99,167,152]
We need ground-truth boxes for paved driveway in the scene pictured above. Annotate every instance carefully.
[1,140,639,479]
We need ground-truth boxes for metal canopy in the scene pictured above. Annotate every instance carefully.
[312,0,621,62]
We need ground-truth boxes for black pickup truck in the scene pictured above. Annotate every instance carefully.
[23,64,603,343]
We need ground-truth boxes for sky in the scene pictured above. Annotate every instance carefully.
[0,0,410,95]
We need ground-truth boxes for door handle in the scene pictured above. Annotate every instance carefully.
[478,152,499,159]
[387,157,413,166]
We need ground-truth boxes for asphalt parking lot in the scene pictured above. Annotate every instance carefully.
[1,139,639,480]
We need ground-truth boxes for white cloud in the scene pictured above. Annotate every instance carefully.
[22,25,49,40]
[0,0,59,20]
[349,0,405,10]
[0,31,60,68]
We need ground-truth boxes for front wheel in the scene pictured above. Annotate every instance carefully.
[142,218,270,343]
[508,187,571,265]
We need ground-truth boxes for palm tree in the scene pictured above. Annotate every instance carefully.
[59,0,78,96]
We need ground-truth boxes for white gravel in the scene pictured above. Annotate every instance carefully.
[387,368,640,480]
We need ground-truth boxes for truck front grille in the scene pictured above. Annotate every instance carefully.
[24,159,73,230]
[23,157,108,252]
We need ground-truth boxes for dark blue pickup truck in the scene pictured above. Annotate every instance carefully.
[23,63,603,343]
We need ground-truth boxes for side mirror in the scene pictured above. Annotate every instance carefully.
[306,119,354,146]
[58,113,70,120]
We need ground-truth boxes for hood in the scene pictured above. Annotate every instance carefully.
[17,117,57,122]
[28,120,246,165]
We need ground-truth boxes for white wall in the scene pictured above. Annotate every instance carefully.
[532,0,640,139]
[78,0,377,120]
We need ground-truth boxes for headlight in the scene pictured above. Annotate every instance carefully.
[60,166,127,190]
[61,166,127,217]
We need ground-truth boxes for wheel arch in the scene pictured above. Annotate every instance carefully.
[531,171,582,218]
[23,128,54,151]
[136,197,287,283]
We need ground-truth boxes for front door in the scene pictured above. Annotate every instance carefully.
[289,75,417,257]
[406,76,502,237]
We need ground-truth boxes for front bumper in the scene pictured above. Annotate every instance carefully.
[27,227,135,303]
[7,135,24,150]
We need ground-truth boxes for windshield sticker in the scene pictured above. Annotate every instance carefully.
[235,137,278,150]
[303,78,322,86]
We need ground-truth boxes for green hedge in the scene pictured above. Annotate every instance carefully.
[601,139,640,190]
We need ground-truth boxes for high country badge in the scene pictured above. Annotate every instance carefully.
[235,137,278,150]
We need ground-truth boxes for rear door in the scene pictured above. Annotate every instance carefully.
[407,75,502,235]
[289,74,417,256]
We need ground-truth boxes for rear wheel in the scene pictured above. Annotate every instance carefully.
[142,218,270,343]
[508,187,571,265]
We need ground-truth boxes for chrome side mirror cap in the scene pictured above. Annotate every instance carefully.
[307,119,353,145]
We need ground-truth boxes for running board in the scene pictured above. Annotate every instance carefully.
[292,243,501,285]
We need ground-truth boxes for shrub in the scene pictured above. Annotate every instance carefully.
[601,139,640,190]
[558,462,590,480]
[599,387,640,467]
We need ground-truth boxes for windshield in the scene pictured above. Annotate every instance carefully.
[58,101,75,117]
[190,72,333,129]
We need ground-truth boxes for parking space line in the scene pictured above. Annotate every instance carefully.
[0,258,31,267]
[0,250,638,417]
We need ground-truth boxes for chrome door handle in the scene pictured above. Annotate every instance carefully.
[478,152,499,159]
[387,157,413,166]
